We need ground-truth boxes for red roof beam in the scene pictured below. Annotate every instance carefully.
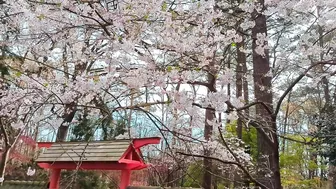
[132,137,160,149]
[37,162,145,170]
[37,142,53,148]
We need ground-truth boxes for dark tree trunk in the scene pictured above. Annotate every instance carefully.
[252,0,281,188]
[236,37,246,139]
[56,102,77,142]
[203,108,215,189]
[203,60,216,189]
[234,34,247,189]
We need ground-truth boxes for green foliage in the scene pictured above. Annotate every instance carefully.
[166,66,180,73]
[194,67,201,72]
[181,162,229,188]
[71,113,126,141]
[281,171,322,189]
[71,113,94,141]
[170,10,178,20]
[0,182,46,189]
[167,66,173,72]
[314,109,336,166]
[143,13,149,21]
[307,160,319,170]
[100,117,126,140]
[111,119,127,139]
[62,171,111,189]
[279,134,327,188]
[36,14,45,20]
[225,121,258,160]
[14,71,22,77]
[279,137,305,168]
[0,63,9,76]
[161,2,168,11]
[181,161,203,187]
[5,161,48,182]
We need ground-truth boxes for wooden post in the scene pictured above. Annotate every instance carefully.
[49,169,61,189]
[120,170,131,189]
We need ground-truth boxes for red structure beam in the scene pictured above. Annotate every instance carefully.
[132,137,161,149]
[38,161,146,170]
[120,170,131,189]
[37,142,53,148]
[49,169,61,189]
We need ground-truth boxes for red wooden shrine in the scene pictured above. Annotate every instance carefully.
[36,137,160,189]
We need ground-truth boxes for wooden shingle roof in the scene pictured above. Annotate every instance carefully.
[36,140,131,162]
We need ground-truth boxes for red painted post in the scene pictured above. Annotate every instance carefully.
[49,169,61,189]
[120,170,131,189]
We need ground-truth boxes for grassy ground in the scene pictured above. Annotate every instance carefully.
[0,180,47,189]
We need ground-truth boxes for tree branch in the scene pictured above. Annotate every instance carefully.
[274,60,336,117]
[236,101,273,115]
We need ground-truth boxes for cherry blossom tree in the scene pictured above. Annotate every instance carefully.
[0,0,250,187]
[0,0,336,189]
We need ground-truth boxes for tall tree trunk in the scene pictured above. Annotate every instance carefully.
[203,59,216,189]
[203,108,215,189]
[252,0,281,188]
[236,37,246,139]
[234,34,246,188]
[316,6,330,184]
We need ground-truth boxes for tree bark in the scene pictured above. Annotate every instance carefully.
[56,102,77,142]
[234,33,247,189]
[236,37,246,139]
[203,58,216,189]
[252,0,281,188]
[203,108,215,189]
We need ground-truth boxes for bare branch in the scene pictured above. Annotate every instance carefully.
[236,101,273,115]
[274,60,336,117]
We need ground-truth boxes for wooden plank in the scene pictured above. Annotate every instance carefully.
[47,144,129,150]
[42,148,126,154]
[49,141,130,147]
[46,144,129,150]
[39,152,123,158]
[36,156,120,162]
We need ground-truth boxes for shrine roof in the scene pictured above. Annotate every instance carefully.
[36,139,131,162]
